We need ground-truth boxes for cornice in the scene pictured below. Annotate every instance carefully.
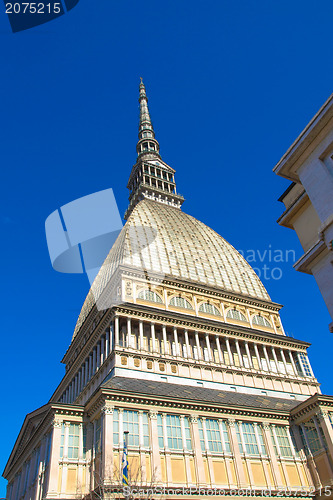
[84,387,292,422]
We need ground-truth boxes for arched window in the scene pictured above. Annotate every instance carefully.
[199,303,221,316]
[169,296,193,309]
[226,309,247,322]
[138,290,163,303]
[252,314,271,328]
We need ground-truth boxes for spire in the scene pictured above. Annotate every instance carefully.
[136,78,160,159]
[124,80,184,220]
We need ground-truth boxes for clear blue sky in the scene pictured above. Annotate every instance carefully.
[1,0,333,494]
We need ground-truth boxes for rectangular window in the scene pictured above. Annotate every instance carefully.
[256,425,267,455]
[198,418,205,451]
[184,417,192,450]
[166,414,183,450]
[299,353,312,377]
[241,422,259,455]
[142,412,149,447]
[220,421,231,453]
[157,414,164,448]
[23,461,30,494]
[68,424,80,459]
[271,426,292,458]
[304,420,323,454]
[60,424,65,458]
[123,410,139,447]
[205,419,223,452]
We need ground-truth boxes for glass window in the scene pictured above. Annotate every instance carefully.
[123,410,139,447]
[68,424,80,459]
[252,315,271,327]
[157,414,164,448]
[142,412,149,447]
[199,303,221,316]
[184,417,192,450]
[227,309,246,322]
[166,414,183,450]
[271,426,293,458]
[205,419,222,452]
[138,289,163,303]
[236,422,262,455]
[302,420,324,454]
[169,296,193,309]
[198,419,205,451]
[299,353,312,377]
[256,425,267,455]
[60,424,65,458]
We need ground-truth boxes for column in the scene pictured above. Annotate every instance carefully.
[245,342,253,368]
[127,318,132,348]
[263,346,271,372]
[60,422,70,495]
[225,338,234,365]
[226,419,246,487]
[139,320,144,351]
[262,423,283,488]
[254,344,262,370]
[138,411,147,483]
[101,403,114,483]
[149,411,162,482]
[85,359,89,386]
[162,325,168,355]
[173,326,179,356]
[92,348,96,374]
[190,416,206,486]
[105,329,110,358]
[280,349,289,375]
[97,343,101,370]
[271,347,281,373]
[101,336,105,365]
[205,333,212,361]
[215,335,223,363]
[317,410,333,458]
[195,331,201,360]
[77,423,84,493]
[114,316,119,346]
[184,329,191,358]
[151,323,156,352]
[180,415,192,484]
[288,351,298,376]
[235,340,243,366]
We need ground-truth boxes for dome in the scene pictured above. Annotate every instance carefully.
[73,199,270,338]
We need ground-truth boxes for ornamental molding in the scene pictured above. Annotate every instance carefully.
[94,390,291,421]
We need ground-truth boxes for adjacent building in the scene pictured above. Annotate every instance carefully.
[274,94,333,332]
[3,82,333,499]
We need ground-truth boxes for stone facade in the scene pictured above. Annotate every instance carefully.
[274,93,333,332]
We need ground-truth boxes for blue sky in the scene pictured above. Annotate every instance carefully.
[1,0,333,494]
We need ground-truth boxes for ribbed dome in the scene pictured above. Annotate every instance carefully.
[73,199,270,338]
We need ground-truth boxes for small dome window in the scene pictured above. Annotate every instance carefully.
[138,290,163,303]
[170,296,193,309]
[252,314,271,327]
[199,303,221,316]
[227,309,247,322]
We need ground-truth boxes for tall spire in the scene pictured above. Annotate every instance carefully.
[136,78,160,159]
[124,80,184,220]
